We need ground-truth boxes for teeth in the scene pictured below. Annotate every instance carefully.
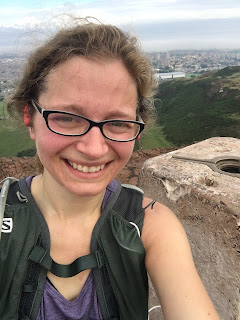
[68,161,105,173]
[77,164,83,171]
[83,166,88,173]
[73,163,78,169]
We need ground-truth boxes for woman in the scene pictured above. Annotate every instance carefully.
[0,19,220,319]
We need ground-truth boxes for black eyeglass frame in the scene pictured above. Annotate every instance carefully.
[31,99,145,142]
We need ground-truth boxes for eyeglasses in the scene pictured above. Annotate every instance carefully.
[31,100,144,142]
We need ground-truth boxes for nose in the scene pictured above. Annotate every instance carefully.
[75,126,109,159]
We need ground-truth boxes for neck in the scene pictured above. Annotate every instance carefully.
[31,173,105,220]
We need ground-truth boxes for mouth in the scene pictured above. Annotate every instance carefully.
[67,160,106,173]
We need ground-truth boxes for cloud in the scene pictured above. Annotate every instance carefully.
[135,17,240,50]
[56,0,240,26]
[2,0,240,28]
[1,0,240,52]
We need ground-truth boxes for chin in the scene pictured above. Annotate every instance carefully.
[63,180,110,198]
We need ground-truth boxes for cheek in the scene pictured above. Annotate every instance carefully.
[33,129,67,156]
[114,141,134,162]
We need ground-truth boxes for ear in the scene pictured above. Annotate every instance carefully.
[136,134,141,140]
[23,105,31,127]
[28,126,35,141]
[24,104,35,140]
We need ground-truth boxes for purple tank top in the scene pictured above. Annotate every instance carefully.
[36,273,102,320]
[25,177,118,320]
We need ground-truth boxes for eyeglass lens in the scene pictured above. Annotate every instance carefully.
[47,113,140,141]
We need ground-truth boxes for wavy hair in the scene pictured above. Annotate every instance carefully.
[7,18,156,124]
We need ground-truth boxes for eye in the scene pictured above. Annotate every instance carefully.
[48,113,87,130]
[111,122,127,127]
[51,114,75,122]
[105,121,134,131]
[59,117,73,122]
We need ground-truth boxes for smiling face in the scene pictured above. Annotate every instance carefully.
[29,56,138,197]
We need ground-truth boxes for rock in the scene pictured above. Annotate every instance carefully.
[138,137,240,320]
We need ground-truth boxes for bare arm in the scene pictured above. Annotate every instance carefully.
[141,198,220,320]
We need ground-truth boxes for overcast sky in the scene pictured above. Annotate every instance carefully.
[1,0,240,53]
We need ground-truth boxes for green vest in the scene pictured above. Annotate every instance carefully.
[0,178,149,320]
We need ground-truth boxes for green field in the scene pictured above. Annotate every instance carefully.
[0,101,5,118]
[140,124,173,149]
[0,102,35,157]
[0,120,35,157]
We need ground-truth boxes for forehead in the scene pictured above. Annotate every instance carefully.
[40,56,138,118]
[46,56,137,90]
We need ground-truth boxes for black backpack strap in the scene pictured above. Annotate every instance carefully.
[0,178,46,320]
[0,178,20,238]
[28,245,104,277]
[91,182,148,320]
[91,182,123,320]
[15,178,50,320]
[112,184,145,225]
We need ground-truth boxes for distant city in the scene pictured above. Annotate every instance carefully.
[149,49,240,74]
[0,54,25,101]
[1,49,240,101]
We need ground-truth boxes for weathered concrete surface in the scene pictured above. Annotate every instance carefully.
[139,137,240,320]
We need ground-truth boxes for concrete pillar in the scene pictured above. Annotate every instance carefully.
[139,137,240,320]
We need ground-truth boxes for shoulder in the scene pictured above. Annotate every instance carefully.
[141,197,194,284]
[141,197,190,264]
[141,197,186,248]
[141,196,195,280]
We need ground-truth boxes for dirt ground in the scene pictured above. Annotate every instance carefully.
[0,148,176,184]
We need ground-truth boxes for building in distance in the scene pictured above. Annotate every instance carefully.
[154,71,186,82]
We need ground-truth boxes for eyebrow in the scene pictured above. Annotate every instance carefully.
[57,105,83,114]
[103,110,136,120]
[54,105,136,120]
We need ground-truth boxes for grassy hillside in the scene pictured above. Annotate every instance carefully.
[155,66,240,146]
[0,120,35,157]
[140,124,173,149]
[0,102,35,157]
[0,101,5,117]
